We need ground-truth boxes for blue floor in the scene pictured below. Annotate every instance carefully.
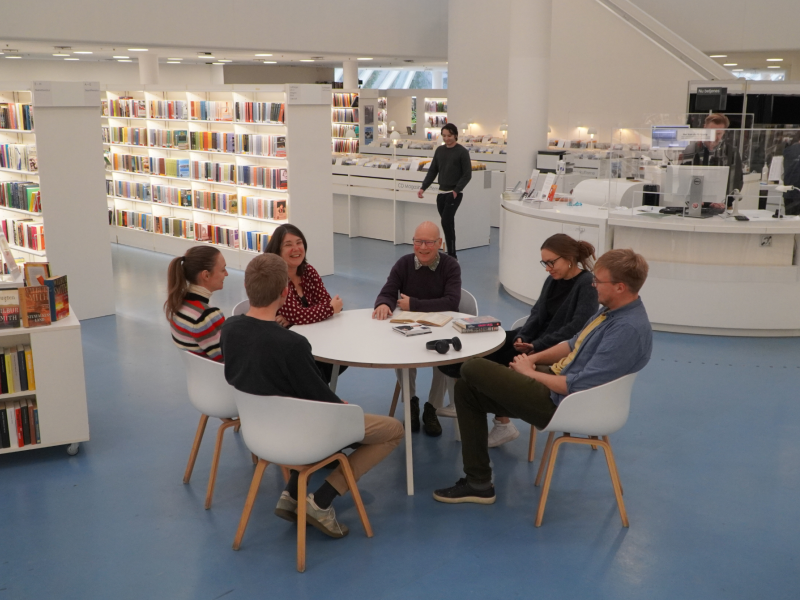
[2,230,799,599]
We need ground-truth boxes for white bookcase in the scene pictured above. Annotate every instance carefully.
[0,82,115,320]
[331,90,360,154]
[0,311,89,456]
[421,96,448,141]
[104,84,333,274]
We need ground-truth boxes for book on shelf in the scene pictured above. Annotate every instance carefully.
[194,223,239,248]
[23,262,50,287]
[236,166,287,190]
[233,102,285,124]
[193,190,238,213]
[0,103,34,131]
[452,316,502,333]
[0,288,20,328]
[0,181,41,212]
[392,323,433,337]
[0,144,36,172]
[20,286,51,327]
[2,219,46,252]
[242,230,271,252]
[0,397,39,449]
[36,274,69,321]
[390,312,452,327]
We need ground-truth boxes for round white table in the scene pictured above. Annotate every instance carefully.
[294,308,506,495]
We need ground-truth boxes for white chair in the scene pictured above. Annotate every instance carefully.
[533,372,638,527]
[231,392,373,573]
[180,351,254,510]
[232,299,249,316]
[389,288,479,429]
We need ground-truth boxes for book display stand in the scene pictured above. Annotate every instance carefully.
[104,84,334,274]
[0,311,89,456]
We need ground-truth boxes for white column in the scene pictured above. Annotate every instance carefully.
[343,60,359,89]
[211,65,225,85]
[432,70,444,89]
[506,0,552,186]
[138,53,160,85]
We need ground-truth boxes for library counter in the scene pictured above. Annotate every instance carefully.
[500,200,800,336]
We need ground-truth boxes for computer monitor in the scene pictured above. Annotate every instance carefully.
[651,125,690,149]
[662,165,730,207]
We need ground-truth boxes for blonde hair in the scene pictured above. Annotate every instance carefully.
[245,254,288,307]
[595,249,649,293]
[704,113,730,128]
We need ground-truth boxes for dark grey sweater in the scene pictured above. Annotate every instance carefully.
[516,270,599,352]
[421,144,472,193]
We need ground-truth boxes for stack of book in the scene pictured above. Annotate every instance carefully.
[193,190,237,213]
[114,180,151,202]
[0,398,40,449]
[236,166,287,190]
[152,184,190,206]
[0,102,34,130]
[0,345,36,390]
[0,181,40,212]
[241,196,286,220]
[452,316,502,333]
[149,129,189,149]
[234,101,285,124]
[241,231,271,252]
[0,144,36,171]
[191,160,236,184]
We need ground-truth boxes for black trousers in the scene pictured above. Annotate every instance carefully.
[436,192,463,257]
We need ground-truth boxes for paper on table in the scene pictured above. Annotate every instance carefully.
[390,311,452,327]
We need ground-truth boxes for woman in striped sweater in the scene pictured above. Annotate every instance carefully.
[165,246,228,362]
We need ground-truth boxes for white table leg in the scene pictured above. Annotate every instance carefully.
[329,364,340,393]
[402,368,414,495]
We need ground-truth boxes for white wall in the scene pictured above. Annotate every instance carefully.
[629,0,800,53]
[223,66,334,84]
[447,0,510,137]
[0,60,218,87]
[0,0,447,60]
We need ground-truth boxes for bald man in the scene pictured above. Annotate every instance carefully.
[373,221,462,436]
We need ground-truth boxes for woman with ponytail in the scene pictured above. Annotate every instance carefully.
[165,246,228,362]
[439,233,598,447]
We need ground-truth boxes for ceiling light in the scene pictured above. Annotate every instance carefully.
[199,56,215,60]
[255,53,272,57]
[300,59,314,62]
[5,56,21,59]
[74,51,93,54]
[113,56,129,59]
[723,63,737,66]
[766,58,783,62]
[218,59,232,63]
[128,48,148,52]
[167,61,181,64]
[118,59,133,63]
[263,61,277,64]
[53,53,70,57]
[732,69,743,72]
[357,57,373,60]
[168,58,183,61]
[768,66,781,69]
[65,58,79,61]
[709,55,727,58]
[212,62,224,65]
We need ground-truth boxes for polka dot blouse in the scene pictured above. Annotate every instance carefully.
[277,264,335,325]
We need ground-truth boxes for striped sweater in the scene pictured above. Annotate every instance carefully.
[171,284,225,362]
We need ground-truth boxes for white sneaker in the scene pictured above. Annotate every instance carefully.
[436,404,457,418]
[487,419,520,448]
[305,494,349,538]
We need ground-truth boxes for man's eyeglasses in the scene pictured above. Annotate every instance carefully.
[413,239,438,247]
[539,256,563,269]
[592,277,619,286]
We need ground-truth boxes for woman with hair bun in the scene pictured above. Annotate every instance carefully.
[439,233,598,447]
[165,246,228,362]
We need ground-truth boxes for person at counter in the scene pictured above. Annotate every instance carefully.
[681,113,744,201]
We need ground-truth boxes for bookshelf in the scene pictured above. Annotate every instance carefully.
[0,311,89,456]
[422,97,447,140]
[331,90,359,154]
[0,82,115,320]
[104,84,333,274]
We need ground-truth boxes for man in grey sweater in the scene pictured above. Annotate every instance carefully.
[418,123,472,259]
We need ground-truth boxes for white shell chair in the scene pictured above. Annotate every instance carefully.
[232,299,250,316]
[180,351,253,510]
[533,372,638,527]
[231,392,373,572]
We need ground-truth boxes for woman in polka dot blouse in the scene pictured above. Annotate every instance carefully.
[265,224,345,383]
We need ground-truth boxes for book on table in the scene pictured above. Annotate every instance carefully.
[0,288,19,328]
[19,285,51,327]
[390,311,452,327]
[392,323,433,337]
[452,315,502,333]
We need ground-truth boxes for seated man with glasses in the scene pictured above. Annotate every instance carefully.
[433,249,652,504]
[373,221,461,437]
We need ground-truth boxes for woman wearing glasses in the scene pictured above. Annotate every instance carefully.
[440,233,598,447]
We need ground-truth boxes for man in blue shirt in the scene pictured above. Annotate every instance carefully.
[433,249,653,504]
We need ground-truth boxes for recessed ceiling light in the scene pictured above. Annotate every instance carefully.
[168,58,183,61]
[255,53,272,57]
[65,58,79,61]
[263,61,277,64]
[218,59,232,63]
[128,48,148,52]
[199,56,215,59]
[53,53,70,57]
[723,63,737,66]
[300,59,314,62]
[74,51,93,54]
[768,66,781,69]
[113,56,129,59]
[212,62,224,65]
[767,58,783,62]
[709,55,727,58]
[5,56,21,59]
[357,57,373,60]
[732,69,744,72]
[118,59,133,63]
[167,61,181,64]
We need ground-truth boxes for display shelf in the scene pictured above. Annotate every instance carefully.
[8,243,46,257]
[0,167,38,176]
[0,129,35,134]
[105,84,333,273]
[0,205,42,216]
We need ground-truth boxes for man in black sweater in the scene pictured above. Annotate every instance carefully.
[221,254,403,539]
[418,123,472,258]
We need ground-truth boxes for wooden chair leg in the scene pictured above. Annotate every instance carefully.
[205,419,238,510]
[601,437,628,526]
[339,456,373,537]
[535,436,566,526]
[234,421,241,433]
[389,382,400,418]
[590,435,598,451]
[528,426,537,463]
[251,453,258,465]
[184,414,209,484]
[232,459,268,550]
[534,432,555,486]
[296,468,309,572]
[602,436,622,495]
